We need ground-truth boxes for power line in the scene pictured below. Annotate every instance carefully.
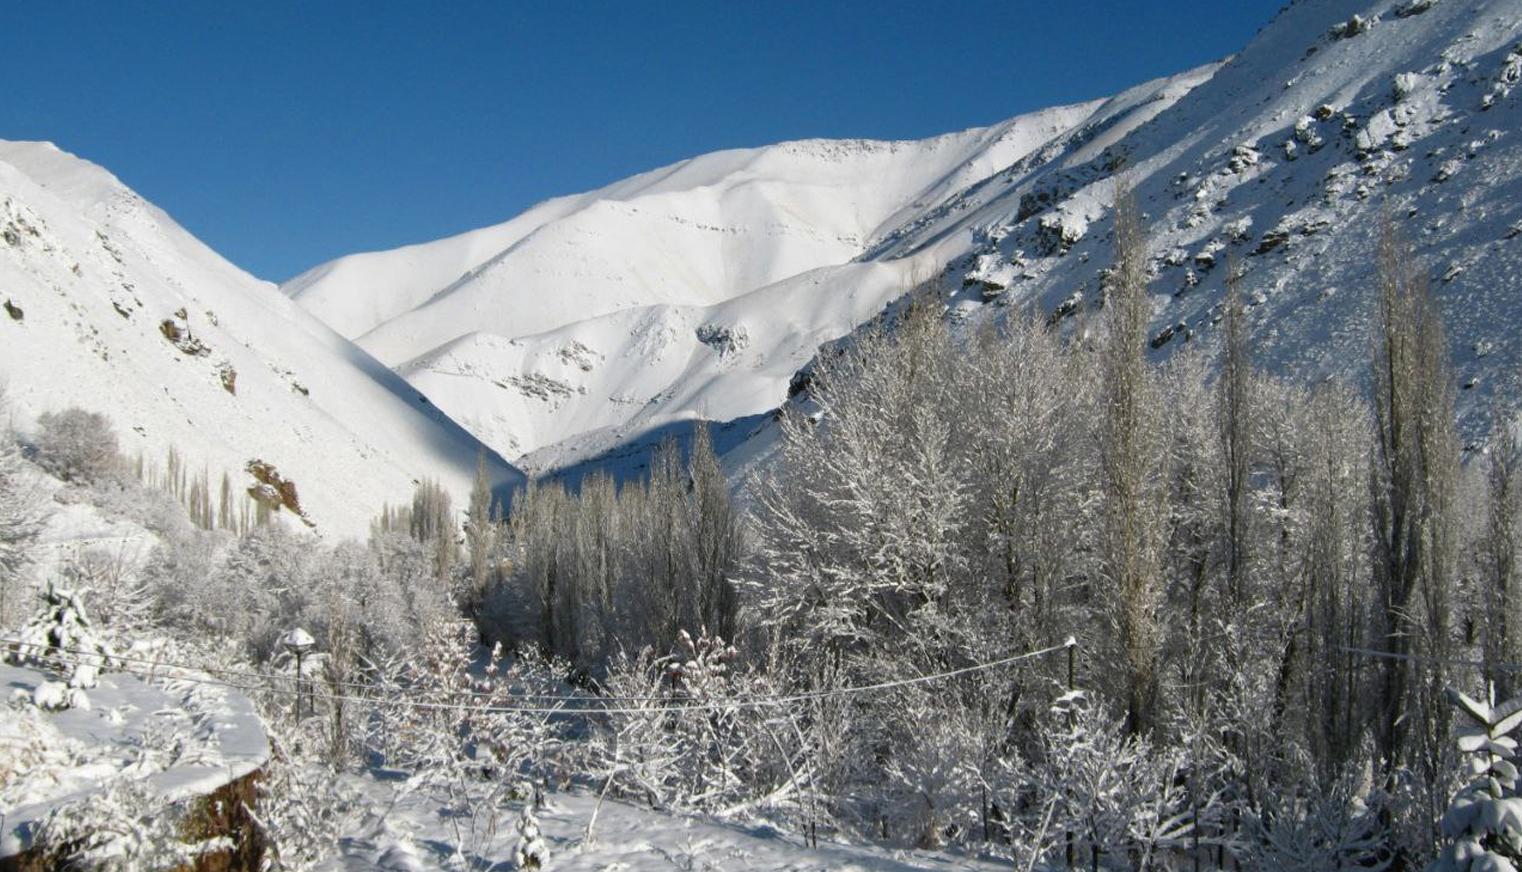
[3,637,1074,716]
[1340,645,1522,674]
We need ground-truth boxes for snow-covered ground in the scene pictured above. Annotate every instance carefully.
[0,659,269,858]
[319,781,1008,872]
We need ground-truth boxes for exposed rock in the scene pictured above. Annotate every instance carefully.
[1434,158,1463,182]
[246,459,310,524]
[1228,145,1261,173]
[1047,290,1083,326]
[1255,228,1291,255]
[696,322,751,358]
[1330,14,1371,40]
[159,311,211,356]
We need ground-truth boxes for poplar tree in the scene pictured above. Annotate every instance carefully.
[1097,180,1166,736]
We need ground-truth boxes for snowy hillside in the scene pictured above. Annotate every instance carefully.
[887,0,1522,437]
[282,86,1204,466]
[0,141,522,537]
[288,0,1522,473]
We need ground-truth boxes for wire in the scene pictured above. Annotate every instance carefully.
[1340,644,1522,673]
[3,637,1073,716]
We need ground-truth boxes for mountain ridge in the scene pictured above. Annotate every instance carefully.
[283,71,1206,467]
[118,0,1522,483]
[0,140,523,537]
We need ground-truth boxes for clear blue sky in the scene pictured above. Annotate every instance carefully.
[4,2,1279,282]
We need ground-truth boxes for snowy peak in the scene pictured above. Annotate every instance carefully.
[284,105,1105,353]
[283,83,1200,468]
[282,0,1522,478]
[0,140,522,537]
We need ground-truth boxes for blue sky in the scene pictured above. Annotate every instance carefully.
[5,2,1279,282]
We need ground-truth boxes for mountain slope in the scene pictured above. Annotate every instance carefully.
[896,0,1522,432]
[285,75,1210,465]
[289,0,1522,476]
[0,141,522,537]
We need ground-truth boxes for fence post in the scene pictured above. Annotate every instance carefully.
[1066,636,1077,870]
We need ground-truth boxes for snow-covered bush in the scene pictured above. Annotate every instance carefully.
[34,406,121,484]
[588,630,805,821]
[355,624,567,865]
[1010,691,1201,870]
[1432,687,1522,871]
[9,582,115,708]
[34,776,219,872]
[251,716,358,871]
[1244,761,1391,872]
[513,794,551,870]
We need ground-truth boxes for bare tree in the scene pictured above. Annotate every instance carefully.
[1097,179,1166,735]
[1219,266,1253,611]
[1485,403,1522,699]
[0,390,46,627]
[410,477,457,584]
[688,422,742,641]
[463,451,497,617]
[1368,211,1460,800]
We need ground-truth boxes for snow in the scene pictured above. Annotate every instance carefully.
[285,0,1522,477]
[0,141,523,538]
[317,780,1011,872]
[279,627,316,652]
[282,95,1192,469]
[0,660,269,857]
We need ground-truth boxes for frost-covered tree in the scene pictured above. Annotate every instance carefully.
[410,476,457,583]
[1486,413,1522,700]
[1097,181,1167,736]
[34,407,120,484]
[751,306,969,667]
[1297,382,1373,783]
[1369,211,1460,786]
[0,403,45,627]
[961,314,1088,647]
[463,450,498,617]
[688,423,742,642]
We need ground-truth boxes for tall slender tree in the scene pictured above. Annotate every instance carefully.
[1368,211,1460,792]
[1097,179,1166,736]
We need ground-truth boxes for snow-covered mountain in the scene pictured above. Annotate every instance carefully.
[892,0,1522,434]
[282,83,1207,471]
[0,141,522,537]
[292,0,1522,474]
